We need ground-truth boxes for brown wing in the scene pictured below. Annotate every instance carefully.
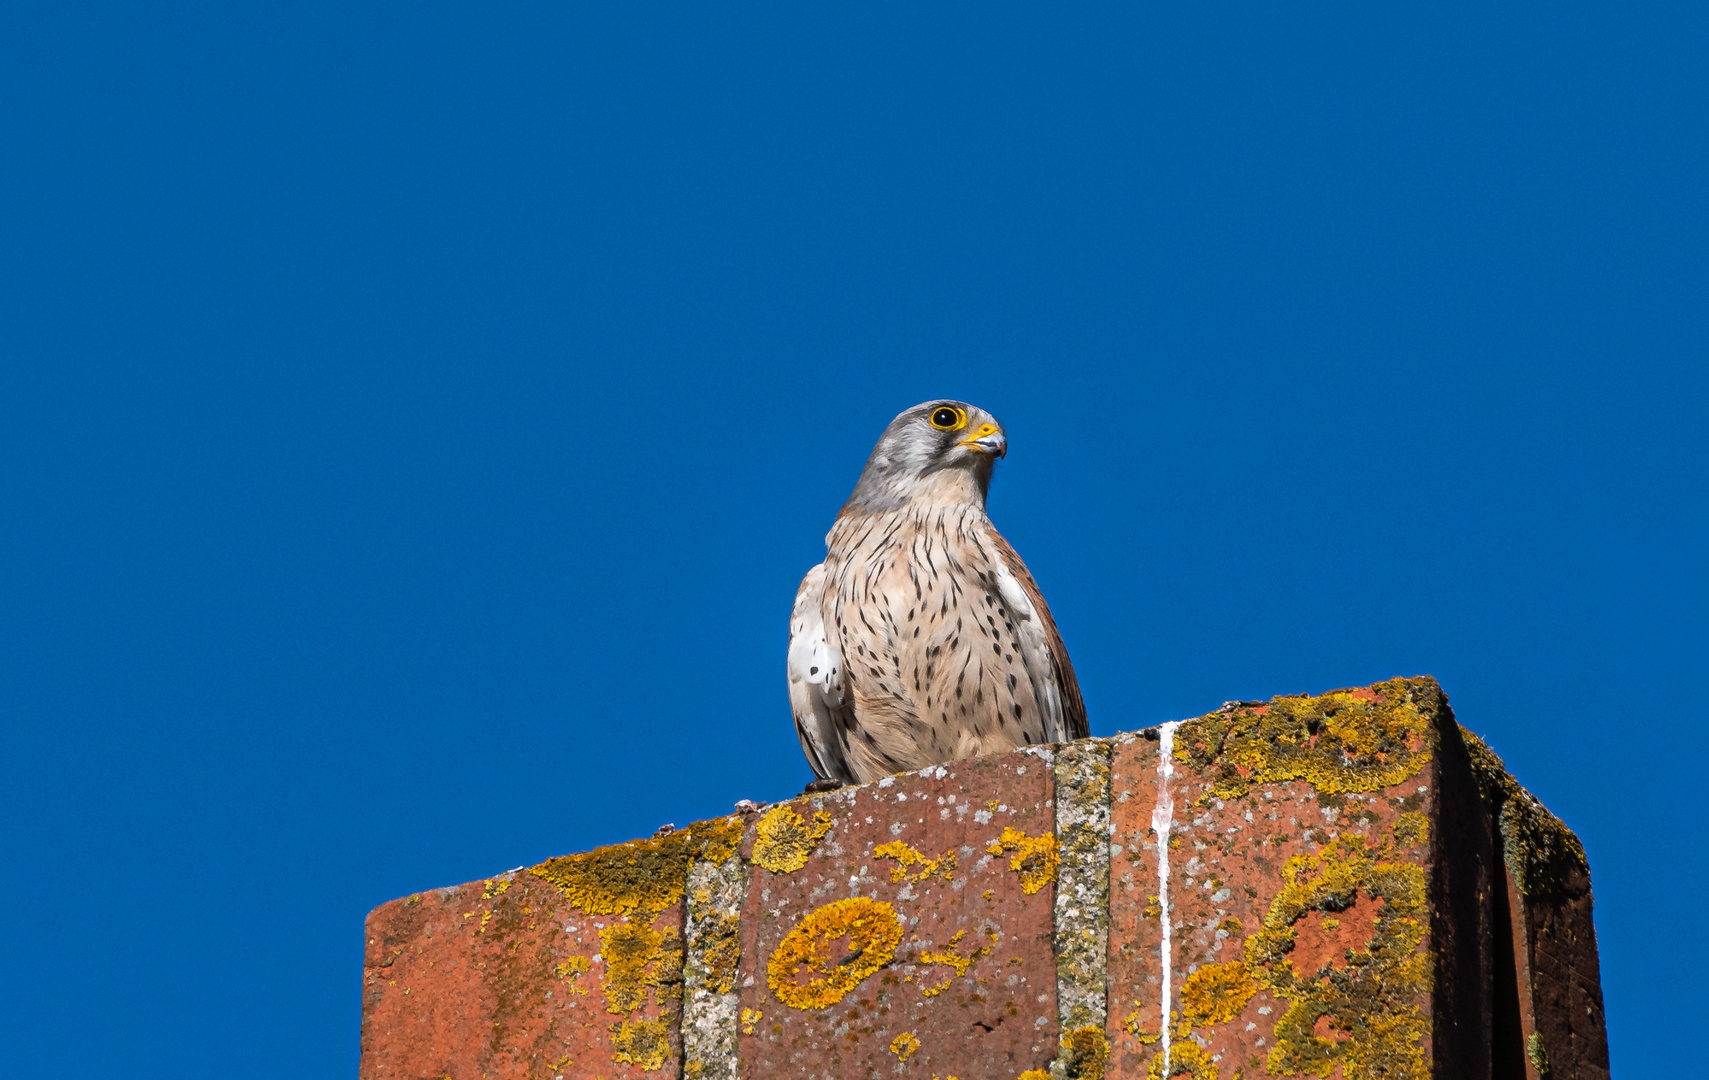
[987,531,1088,741]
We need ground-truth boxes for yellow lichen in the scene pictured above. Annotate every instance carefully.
[918,929,990,996]
[767,897,903,1009]
[1147,1040,1218,1080]
[740,1007,763,1035]
[609,1016,670,1071]
[1179,960,1259,1027]
[1061,1025,1110,1079]
[480,877,512,899]
[599,921,683,1015]
[874,840,959,882]
[555,955,591,995]
[698,911,741,994]
[986,826,1060,894]
[1527,1031,1550,1075]
[1244,832,1431,1080]
[752,805,834,873]
[890,1031,921,1061]
[529,816,744,917]
[1175,678,1440,798]
[1463,728,1590,898]
[1018,1071,1052,1080]
[1122,1016,1161,1045]
[1392,811,1429,848]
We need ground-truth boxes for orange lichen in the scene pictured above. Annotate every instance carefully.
[1121,1014,1161,1044]
[752,805,834,873]
[766,897,903,1009]
[986,826,1060,894]
[875,840,959,882]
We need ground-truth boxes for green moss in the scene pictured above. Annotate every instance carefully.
[1174,678,1442,798]
[1462,729,1589,899]
[529,815,744,917]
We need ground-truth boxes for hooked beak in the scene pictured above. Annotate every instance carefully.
[960,423,1007,458]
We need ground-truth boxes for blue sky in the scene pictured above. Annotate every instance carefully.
[2,3,1703,1075]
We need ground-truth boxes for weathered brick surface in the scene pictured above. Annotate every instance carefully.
[1104,678,1492,1080]
[360,676,1607,1080]
[738,750,1061,1078]
[361,872,686,1079]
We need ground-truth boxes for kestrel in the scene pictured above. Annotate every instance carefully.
[787,400,1087,786]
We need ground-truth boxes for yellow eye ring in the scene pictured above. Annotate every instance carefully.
[928,406,967,431]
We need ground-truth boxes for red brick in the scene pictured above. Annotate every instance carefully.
[359,676,1607,1080]
[737,751,1060,1078]
[362,872,685,1079]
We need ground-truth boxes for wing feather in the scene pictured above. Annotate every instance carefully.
[986,530,1088,742]
[786,563,859,783]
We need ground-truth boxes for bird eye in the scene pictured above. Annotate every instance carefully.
[929,406,966,430]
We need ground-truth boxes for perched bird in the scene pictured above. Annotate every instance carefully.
[787,401,1086,786]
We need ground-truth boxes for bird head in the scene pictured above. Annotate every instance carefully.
[842,400,1008,514]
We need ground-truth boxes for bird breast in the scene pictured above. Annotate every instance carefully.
[822,504,1051,767]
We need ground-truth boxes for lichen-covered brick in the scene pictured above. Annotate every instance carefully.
[737,751,1061,1079]
[358,676,1606,1080]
